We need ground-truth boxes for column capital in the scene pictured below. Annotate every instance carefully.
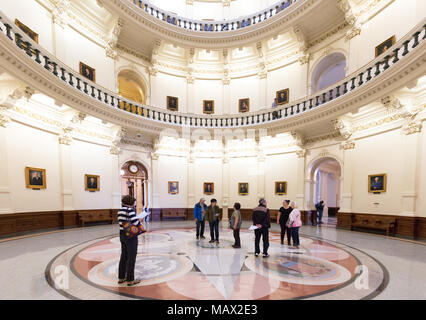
[340,139,355,150]
[58,134,72,145]
[110,144,120,155]
[296,149,307,158]
[52,0,71,27]
[402,120,422,135]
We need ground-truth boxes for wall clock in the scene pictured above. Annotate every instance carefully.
[129,164,139,174]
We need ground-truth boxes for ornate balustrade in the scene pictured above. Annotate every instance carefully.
[129,0,297,32]
[0,11,425,130]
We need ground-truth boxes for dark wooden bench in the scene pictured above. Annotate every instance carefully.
[351,214,396,236]
[161,208,187,221]
[78,211,113,227]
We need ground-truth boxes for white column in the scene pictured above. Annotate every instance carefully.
[186,76,195,114]
[320,171,328,217]
[52,18,68,64]
[143,179,148,209]
[305,179,315,211]
[257,154,266,201]
[151,153,160,208]
[110,147,121,209]
[58,137,74,210]
[186,0,194,19]
[222,0,231,20]
[400,125,422,216]
[340,140,355,213]
[300,62,309,98]
[187,150,195,208]
[0,119,12,213]
[222,154,230,221]
[222,80,231,114]
[296,150,306,210]
[259,73,267,110]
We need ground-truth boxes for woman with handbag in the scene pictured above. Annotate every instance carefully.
[117,195,145,286]
[287,201,302,249]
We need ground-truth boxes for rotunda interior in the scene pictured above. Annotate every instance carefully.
[0,0,425,304]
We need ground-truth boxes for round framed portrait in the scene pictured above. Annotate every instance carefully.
[129,164,139,174]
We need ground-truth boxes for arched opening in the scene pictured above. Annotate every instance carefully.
[117,70,147,105]
[308,157,341,226]
[120,161,148,214]
[311,52,346,93]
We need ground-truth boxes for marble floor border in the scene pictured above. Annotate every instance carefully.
[45,227,388,300]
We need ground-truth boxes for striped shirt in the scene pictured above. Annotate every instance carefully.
[118,206,140,231]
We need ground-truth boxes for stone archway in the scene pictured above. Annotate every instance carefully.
[307,156,342,225]
[120,161,148,214]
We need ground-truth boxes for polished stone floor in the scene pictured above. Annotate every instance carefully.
[0,220,425,300]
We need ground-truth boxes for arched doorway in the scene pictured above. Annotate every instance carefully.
[120,161,148,214]
[308,157,341,226]
[117,69,147,106]
[311,52,346,94]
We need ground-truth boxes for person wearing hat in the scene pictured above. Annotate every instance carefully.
[205,199,222,243]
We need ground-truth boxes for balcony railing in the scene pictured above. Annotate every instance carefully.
[129,0,298,32]
[0,10,425,129]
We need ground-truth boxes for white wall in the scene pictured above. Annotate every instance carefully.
[351,130,404,215]
[1,120,120,213]
[349,0,426,72]
[6,122,62,212]
[2,0,54,54]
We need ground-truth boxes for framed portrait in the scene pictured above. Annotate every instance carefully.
[238,183,249,195]
[15,19,39,43]
[275,181,287,195]
[85,174,100,192]
[375,36,396,57]
[368,174,387,193]
[239,98,250,113]
[204,182,214,195]
[168,181,179,195]
[167,96,179,112]
[276,89,290,105]
[25,167,46,189]
[203,100,214,114]
[79,62,96,82]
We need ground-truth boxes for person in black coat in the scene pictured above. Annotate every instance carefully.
[315,200,325,224]
[252,199,271,258]
[277,200,292,246]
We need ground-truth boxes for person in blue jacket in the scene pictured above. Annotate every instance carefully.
[194,198,207,239]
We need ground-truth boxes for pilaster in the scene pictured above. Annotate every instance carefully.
[0,121,12,213]
[296,149,306,210]
[58,136,74,211]
[339,139,356,212]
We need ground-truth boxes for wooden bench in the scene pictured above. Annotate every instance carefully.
[78,211,113,227]
[161,208,187,221]
[351,214,396,236]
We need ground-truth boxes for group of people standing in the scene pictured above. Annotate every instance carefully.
[193,198,303,257]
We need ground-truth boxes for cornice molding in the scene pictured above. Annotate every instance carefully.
[0,15,424,139]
